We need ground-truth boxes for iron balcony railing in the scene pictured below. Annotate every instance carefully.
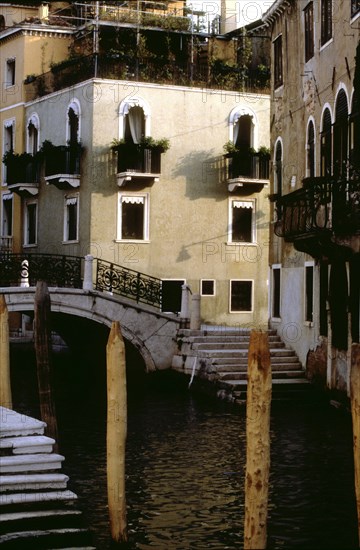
[115,144,162,174]
[5,154,40,185]
[96,259,162,308]
[225,152,270,181]
[24,54,270,101]
[0,237,13,253]
[0,254,82,288]
[274,176,360,240]
[45,145,82,177]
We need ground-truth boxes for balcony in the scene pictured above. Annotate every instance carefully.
[0,236,13,254]
[3,152,39,197]
[273,176,360,257]
[44,144,82,189]
[224,150,270,192]
[113,142,165,187]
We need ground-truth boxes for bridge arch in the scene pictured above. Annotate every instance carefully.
[3,287,180,372]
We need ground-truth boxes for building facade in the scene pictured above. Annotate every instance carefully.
[1,1,271,328]
[263,0,360,393]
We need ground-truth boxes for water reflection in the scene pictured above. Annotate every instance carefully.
[10,347,358,550]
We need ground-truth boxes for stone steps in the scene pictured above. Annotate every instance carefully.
[0,406,95,548]
[172,328,310,403]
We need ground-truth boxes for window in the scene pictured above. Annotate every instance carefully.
[118,97,151,142]
[304,3,314,62]
[351,0,360,18]
[272,266,281,318]
[274,139,283,196]
[305,264,314,323]
[64,195,79,242]
[5,58,15,87]
[307,120,315,177]
[321,0,332,45]
[230,280,253,312]
[2,194,13,237]
[161,279,184,313]
[350,93,360,169]
[333,89,349,178]
[273,35,283,88]
[118,193,149,241]
[24,201,37,246]
[3,121,14,183]
[320,108,332,176]
[27,114,40,155]
[229,200,254,243]
[201,279,215,296]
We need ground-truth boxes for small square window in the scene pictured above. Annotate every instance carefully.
[351,0,360,18]
[118,194,149,241]
[201,279,215,296]
[230,280,253,312]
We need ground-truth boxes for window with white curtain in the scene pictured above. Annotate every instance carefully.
[117,193,149,241]
[124,106,145,144]
[63,195,79,242]
[228,199,255,243]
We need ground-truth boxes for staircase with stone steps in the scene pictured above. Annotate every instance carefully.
[172,328,312,404]
[0,406,96,549]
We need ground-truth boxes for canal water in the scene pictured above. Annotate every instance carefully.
[10,345,358,550]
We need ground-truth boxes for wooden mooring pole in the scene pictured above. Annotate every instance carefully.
[351,342,360,545]
[244,330,272,550]
[106,321,128,544]
[0,295,12,409]
[34,281,58,445]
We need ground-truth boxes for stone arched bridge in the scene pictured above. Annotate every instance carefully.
[0,253,191,371]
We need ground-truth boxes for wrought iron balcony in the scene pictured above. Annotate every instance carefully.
[4,153,39,197]
[0,236,13,253]
[224,151,270,192]
[114,143,163,187]
[44,144,82,189]
[274,175,360,255]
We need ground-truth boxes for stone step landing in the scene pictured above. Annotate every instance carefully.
[172,328,310,404]
[0,407,95,548]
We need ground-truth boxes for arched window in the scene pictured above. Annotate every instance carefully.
[228,106,257,149]
[118,97,151,142]
[320,108,332,177]
[307,120,315,178]
[333,88,349,178]
[66,100,81,145]
[350,92,360,171]
[27,114,40,155]
[274,139,283,196]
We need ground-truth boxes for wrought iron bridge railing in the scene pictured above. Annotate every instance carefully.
[274,176,360,240]
[0,254,164,311]
[95,259,162,309]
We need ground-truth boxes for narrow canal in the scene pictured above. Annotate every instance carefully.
[10,344,358,550]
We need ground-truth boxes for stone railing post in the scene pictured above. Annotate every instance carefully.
[20,259,29,288]
[179,284,191,328]
[190,294,201,330]
[83,255,94,291]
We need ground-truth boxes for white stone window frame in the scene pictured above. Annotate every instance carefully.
[304,260,315,326]
[5,57,15,88]
[228,105,258,150]
[270,263,282,321]
[23,199,38,247]
[118,96,151,141]
[227,198,256,245]
[117,192,150,242]
[229,279,254,314]
[200,279,216,297]
[26,113,41,154]
[2,118,15,185]
[66,98,82,143]
[305,116,316,178]
[63,193,80,244]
